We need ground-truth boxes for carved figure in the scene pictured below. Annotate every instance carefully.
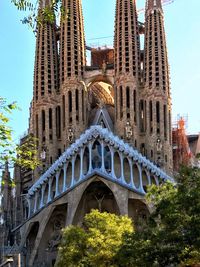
[156,138,162,152]
[46,217,64,251]
[68,128,74,143]
[125,121,133,139]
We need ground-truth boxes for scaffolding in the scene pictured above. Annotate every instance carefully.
[172,116,191,171]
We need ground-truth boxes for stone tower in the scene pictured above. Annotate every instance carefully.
[142,0,172,172]
[114,0,140,144]
[59,0,87,146]
[113,0,172,173]
[30,0,87,174]
[31,0,59,175]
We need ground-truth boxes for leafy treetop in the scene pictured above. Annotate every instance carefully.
[11,0,64,32]
[116,166,200,267]
[56,209,134,267]
[0,97,40,171]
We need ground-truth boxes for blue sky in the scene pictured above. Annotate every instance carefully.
[0,0,200,144]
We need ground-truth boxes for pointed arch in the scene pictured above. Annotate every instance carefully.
[73,180,120,225]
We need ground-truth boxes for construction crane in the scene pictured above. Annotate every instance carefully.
[137,0,174,14]
[86,0,175,47]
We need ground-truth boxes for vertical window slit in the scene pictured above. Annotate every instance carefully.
[42,110,45,131]
[36,114,39,139]
[120,86,123,119]
[68,91,72,113]
[126,86,130,119]
[134,90,137,124]
[49,108,52,130]
[75,89,79,111]
[156,101,160,134]
[62,95,65,129]
[76,89,79,122]
[68,91,72,123]
[149,101,153,134]
[139,100,145,133]
[82,90,84,122]
[56,106,61,139]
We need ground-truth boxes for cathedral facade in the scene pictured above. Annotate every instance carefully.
[0,0,173,266]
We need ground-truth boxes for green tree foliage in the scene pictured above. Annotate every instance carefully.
[15,134,40,170]
[0,97,18,167]
[56,209,134,267]
[11,0,63,31]
[116,166,200,267]
[0,97,40,170]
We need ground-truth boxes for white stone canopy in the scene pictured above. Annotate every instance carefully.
[26,126,173,218]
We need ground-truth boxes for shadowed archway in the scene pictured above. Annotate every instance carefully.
[25,222,39,266]
[32,204,67,267]
[128,199,150,230]
[73,180,120,225]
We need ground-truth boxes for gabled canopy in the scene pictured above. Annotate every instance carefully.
[28,126,173,196]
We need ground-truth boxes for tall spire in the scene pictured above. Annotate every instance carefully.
[146,0,163,11]
[114,0,140,146]
[142,0,172,173]
[114,0,140,78]
[144,0,169,93]
[31,0,60,174]
[33,0,59,101]
[58,0,87,148]
[60,0,86,84]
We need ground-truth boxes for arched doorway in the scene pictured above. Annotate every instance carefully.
[87,80,115,128]
[128,199,150,230]
[73,180,119,225]
[33,204,67,267]
[25,222,39,266]
[89,81,114,108]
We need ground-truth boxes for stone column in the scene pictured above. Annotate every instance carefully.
[138,165,145,194]
[33,191,38,213]
[101,141,105,172]
[27,197,31,218]
[120,153,125,184]
[71,158,75,187]
[47,177,53,203]
[80,148,83,179]
[110,148,115,178]
[55,171,60,197]
[129,158,135,189]
[39,184,46,208]
[62,164,67,192]
[88,142,92,173]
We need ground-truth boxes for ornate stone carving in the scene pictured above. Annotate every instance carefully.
[125,121,133,140]
[46,216,65,252]
[156,138,163,152]
[27,126,173,216]
[67,128,74,143]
